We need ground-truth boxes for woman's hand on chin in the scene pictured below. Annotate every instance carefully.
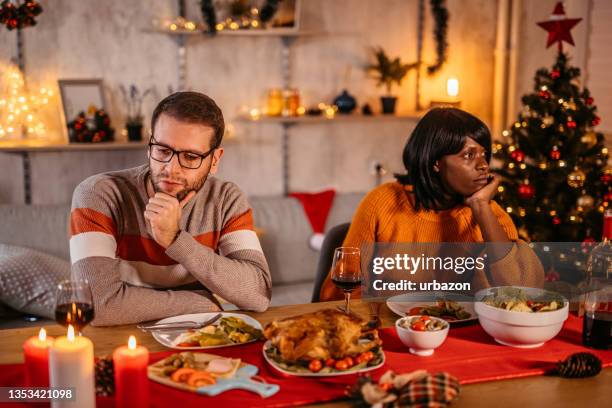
[465,174,500,210]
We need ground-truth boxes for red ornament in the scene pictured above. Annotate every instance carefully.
[601,173,612,184]
[604,191,612,202]
[551,70,560,79]
[537,2,582,53]
[549,147,561,160]
[518,182,536,200]
[586,97,594,106]
[552,216,561,225]
[581,236,596,253]
[592,116,601,126]
[510,149,525,162]
[539,90,551,99]
[545,270,561,282]
[567,120,576,129]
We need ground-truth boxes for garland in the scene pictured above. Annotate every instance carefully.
[199,0,216,36]
[259,0,281,23]
[427,0,449,75]
[0,0,42,31]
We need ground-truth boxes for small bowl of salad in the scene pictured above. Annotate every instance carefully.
[395,315,449,356]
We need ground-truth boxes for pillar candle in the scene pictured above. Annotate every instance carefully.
[113,335,149,408]
[49,325,95,408]
[23,328,54,387]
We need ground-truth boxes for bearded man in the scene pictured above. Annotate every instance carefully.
[69,91,271,326]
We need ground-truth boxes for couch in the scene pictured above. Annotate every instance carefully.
[0,192,364,327]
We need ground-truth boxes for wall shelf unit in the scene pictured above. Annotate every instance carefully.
[237,113,422,195]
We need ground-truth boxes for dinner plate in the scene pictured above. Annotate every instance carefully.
[150,312,263,350]
[262,340,385,377]
[386,292,477,324]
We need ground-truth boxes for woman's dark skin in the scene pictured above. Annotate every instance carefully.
[434,137,512,261]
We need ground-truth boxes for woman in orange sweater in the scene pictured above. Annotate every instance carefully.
[320,107,544,301]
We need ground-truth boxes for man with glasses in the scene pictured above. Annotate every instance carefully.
[69,92,271,326]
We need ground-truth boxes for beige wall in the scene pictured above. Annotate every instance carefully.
[0,0,500,204]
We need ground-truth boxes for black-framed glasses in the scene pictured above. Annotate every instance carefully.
[148,136,217,169]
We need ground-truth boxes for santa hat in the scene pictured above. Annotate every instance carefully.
[289,189,336,251]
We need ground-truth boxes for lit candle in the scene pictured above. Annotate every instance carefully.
[113,335,149,408]
[49,325,95,408]
[447,78,459,98]
[23,328,54,387]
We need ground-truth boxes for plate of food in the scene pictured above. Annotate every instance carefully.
[148,352,279,397]
[386,292,476,323]
[262,309,385,377]
[151,312,264,350]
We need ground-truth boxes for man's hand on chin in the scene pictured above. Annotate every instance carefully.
[144,190,196,248]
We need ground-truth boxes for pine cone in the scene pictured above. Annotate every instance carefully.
[95,357,115,396]
[555,352,602,378]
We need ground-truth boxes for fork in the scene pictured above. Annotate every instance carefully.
[137,313,223,332]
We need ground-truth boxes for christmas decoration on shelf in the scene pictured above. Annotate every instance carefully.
[67,105,115,143]
[119,84,153,141]
[0,0,42,31]
[0,63,51,140]
[198,0,283,35]
[494,2,608,248]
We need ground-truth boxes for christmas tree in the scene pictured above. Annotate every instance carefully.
[494,3,609,245]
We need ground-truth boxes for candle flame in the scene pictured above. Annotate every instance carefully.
[38,328,46,341]
[128,335,137,350]
[447,78,459,97]
[67,325,75,342]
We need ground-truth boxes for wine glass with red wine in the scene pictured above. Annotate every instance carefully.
[331,247,362,315]
[54,280,94,335]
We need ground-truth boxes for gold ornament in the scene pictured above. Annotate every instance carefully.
[567,166,586,188]
[569,209,583,224]
[542,115,554,127]
[577,194,594,210]
[581,131,597,147]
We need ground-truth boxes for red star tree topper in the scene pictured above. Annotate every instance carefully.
[537,2,582,53]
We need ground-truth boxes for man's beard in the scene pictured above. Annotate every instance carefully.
[150,162,210,201]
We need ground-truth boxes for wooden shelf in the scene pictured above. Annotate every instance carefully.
[148,27,325,38]
[0,140,148,153]
[235,113,422,125]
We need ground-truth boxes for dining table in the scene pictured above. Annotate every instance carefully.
[0,299,610,407]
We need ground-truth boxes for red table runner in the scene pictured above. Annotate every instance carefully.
[1,315,611,407]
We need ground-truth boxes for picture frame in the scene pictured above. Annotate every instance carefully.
[58,78,107,142]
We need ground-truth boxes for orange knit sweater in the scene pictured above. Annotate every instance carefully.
[319,182,544,302]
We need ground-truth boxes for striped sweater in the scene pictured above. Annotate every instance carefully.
[320,182,545,301]
[70,164,271,326]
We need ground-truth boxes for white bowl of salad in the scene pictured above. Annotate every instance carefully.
[474,286,569,348]
[395,315,449,356]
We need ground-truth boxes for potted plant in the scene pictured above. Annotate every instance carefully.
[120,84,153,141]
[367,47,418,114]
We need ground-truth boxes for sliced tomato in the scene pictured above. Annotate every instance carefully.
[325,358,335,367]
[334,360,349,370]
[408,307,423,315]
[176,341,199,347]
[308,359,323,372]
[411,321,426,331]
